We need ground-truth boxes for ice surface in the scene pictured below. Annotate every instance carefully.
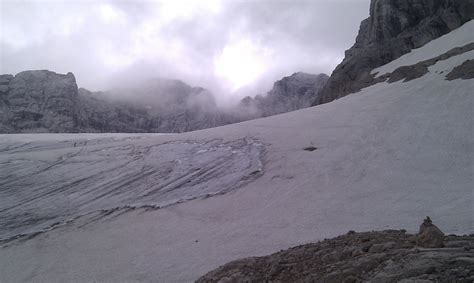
[0,136,264,241]
[0,23,473,282]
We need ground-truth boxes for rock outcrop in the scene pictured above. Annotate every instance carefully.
[0,70,330,133]
[240,72,328,118]
[102,79,238,133]
[0,70,240,133]
[314,0,474,106]
[417,216,445,248]
[77,84,238,133]
[372,42,474,84]
[197,222,474,282]
[0,70,78,132]
[75,89,153,133]
[446,59,474,80]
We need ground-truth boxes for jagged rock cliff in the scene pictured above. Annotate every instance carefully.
[0,70,78,132]
[0,70,235,133]
[240,72,328,118]
[101,79,236,133]
[0,70,329,133]
[315,0,474,105]
[77,85,231,133]
[75,89,153,133]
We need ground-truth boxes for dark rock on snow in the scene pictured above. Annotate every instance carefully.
[315,0,474,106]
[446,59,474,80]
[379,42,474,83]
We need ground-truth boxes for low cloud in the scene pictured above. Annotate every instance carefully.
[0,0,370,101]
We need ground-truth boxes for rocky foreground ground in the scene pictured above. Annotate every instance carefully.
[197,218,474,282]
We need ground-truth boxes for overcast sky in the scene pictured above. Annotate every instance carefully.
[0,0,370,101]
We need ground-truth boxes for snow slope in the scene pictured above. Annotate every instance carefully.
[373,19,474,77]
[0,135,263,240]
[0,23,473,282]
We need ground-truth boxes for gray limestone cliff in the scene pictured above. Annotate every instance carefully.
[0,70,329,133]
[0,70,234,133]
[314,0,474,106]
[0,70,78,133]
[240,72,328,118]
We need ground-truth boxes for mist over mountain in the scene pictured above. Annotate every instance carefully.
[0,0,370,95]
[0,0,372,133]
[239,72,328,118]
[0,69,329,133]
[79,78,235,133]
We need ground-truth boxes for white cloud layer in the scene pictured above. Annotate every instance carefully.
[0,0,370,99]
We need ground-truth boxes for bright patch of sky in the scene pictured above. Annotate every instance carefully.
[0,0,370,98]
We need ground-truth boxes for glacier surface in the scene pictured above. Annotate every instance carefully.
[0,135,264,241]
[0,21,473,283]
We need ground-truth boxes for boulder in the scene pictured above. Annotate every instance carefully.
[417,216,445,248]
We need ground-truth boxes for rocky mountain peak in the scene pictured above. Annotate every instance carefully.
[358,0,473,47]
[0,70,78,132]
[316,0,474,105]
[271,72,328,98]
[11,70,78,96]
[0,66,329,133]
[266,72,329,109]
[0,70,240,133]
[108,77,213,110]
[238,72,328,118]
